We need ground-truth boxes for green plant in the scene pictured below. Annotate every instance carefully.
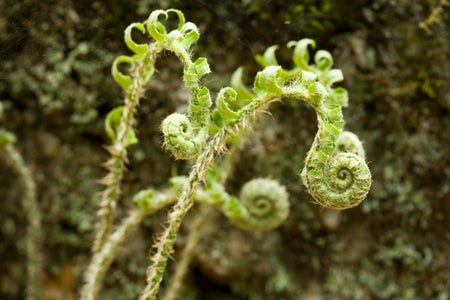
[79,8,371,300]
[0,127,42,300]
[1,8,371,300]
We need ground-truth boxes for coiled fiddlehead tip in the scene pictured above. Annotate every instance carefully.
[112,56,134,91]
[197,178,290,231]
[146,9,185,43]
[124,22,148,55]
[179,21,200,50]
[253,66,284,96]
[288,38,315,71]
[238,178,290,231]
[330,87,348,107]
[104,106,138,146]
[314,49,333,73]
[337,131,366,159]
[211,87,239,128]
[255,45,279,67]
[184,57,210,88]
[230,67,255,103]
[301,150,371,210]
[161,113,207,160]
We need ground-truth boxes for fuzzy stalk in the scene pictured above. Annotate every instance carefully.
[138,132,220,300]
[162,134,248,300]
[81,209,146,300]
[160,205,211,300]
[139,91,282,300]
[94,43,164,253]
[161,134,245,300]
[81,185,180,300]
[2,144,42,300]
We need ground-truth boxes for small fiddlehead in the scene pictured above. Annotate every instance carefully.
[132,177,184,213]
[161,86,211,160]
[111,9,213,160]
[144,9,212,159]
[132,174,290,231]
[238,178,290,230]
[196,178,289,231]
[337,130,366,159]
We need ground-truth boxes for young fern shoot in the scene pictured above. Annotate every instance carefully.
[88,8,371,300]
[195,177,289,231]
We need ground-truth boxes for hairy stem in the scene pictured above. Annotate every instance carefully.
[138,132,220,300]
[81,209,146,300]
[94,44,163,253]
[160,205,211,300]
[161,133,245,300]
[81,186,180,300]
[2,144,42,300]
[139,92,279,300]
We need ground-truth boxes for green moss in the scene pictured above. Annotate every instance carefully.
[265,262,294,296]
[7,40,116,124]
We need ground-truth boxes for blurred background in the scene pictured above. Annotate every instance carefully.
[0,0,449,299]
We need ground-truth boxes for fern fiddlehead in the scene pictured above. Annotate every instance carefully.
[90,8,372,300]
[239,39,372,209]
[196,177,289,231]
[147,9,212,159]
[285,41,372,209]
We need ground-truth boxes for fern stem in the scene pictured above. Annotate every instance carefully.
[94,44,163,253]
[139,93,277,300]
[161,130,247,300]
[81,209,145,300]
[3,144,42,300]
